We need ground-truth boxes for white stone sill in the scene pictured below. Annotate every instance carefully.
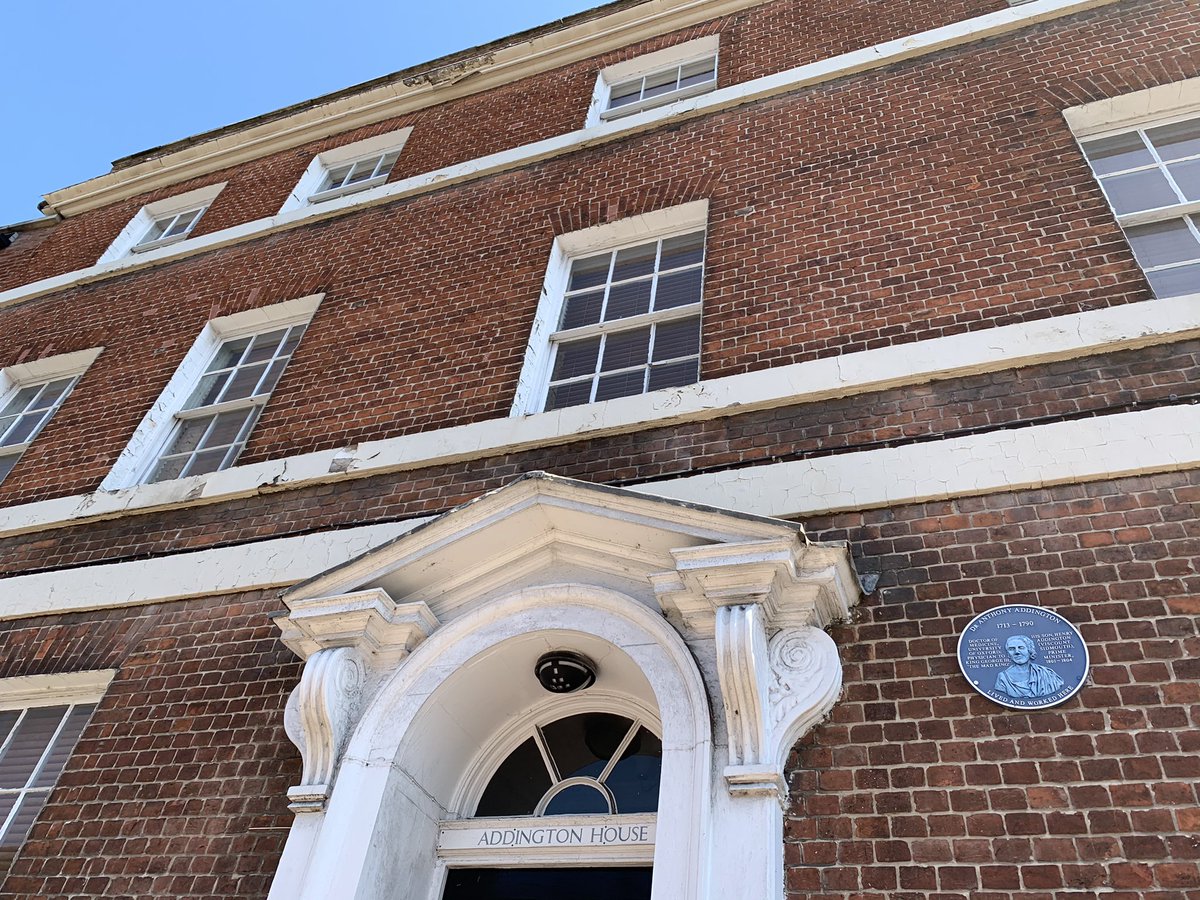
[0,295,1195,541]
[1,402,1196,621]
[0,0,1117,313]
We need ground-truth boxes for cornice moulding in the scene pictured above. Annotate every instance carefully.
[41,0,771,218]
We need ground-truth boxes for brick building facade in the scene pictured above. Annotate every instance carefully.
[0,0,1197,897]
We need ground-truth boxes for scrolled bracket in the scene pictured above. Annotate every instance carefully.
[716,620,843,805]
[283,646,366,813]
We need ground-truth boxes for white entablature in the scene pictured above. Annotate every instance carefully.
[270,472,861,900]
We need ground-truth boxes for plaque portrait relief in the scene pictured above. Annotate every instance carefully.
[993,635,1065,699]
[957,605,1088,710]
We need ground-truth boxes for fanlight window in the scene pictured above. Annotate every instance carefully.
[474,712,661,817]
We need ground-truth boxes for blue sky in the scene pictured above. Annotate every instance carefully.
[0,1,602,225]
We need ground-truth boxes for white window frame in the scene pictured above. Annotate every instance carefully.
[510,200,709,416]
[0,348,103,485]
[100,294,322,490]
[586,36,720,128]
[1066,77,1200,301]
[0,670,115,875]
[279,128,413,214]
[97,182,226,264]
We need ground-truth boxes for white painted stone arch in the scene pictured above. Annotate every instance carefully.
[271,584,713,900]
[268,474,861,900]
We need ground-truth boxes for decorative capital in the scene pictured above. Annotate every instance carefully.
[276,588,439,662]
[650,538,858,636]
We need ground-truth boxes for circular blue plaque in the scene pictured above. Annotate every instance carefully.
[957,605,1088,709]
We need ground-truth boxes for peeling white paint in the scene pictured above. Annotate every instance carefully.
[2,404,1196,621]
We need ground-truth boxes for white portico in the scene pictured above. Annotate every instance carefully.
[267,473,860,900]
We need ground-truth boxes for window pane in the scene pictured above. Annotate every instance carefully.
[32,705,93,789]
[0,791,50,865]
[654,269,703,310]
[4,413,46,446]
[206,337,252,373]
[653,318,701,361]
[345,159,377,185]
[1125,219,1200,268]
[660,231,705,269]
[34,379,75,409]
[325,164,353,189]
[603,726,662,814]
[605,279,653,320]
[165,417,214,458]
[0,707,66,788]
[181,447,230,478]
[544,381,593,411]
[1099,169,1180,214]
[561,290,604,329]
[551,338,600,381]
[1147,261,1200,298]
[542,783,611,816]
[1081,132,1154,176]
[601,328,651,371]
[139,220,168,244]
[0,454,17,483]
[280,324,307,357]
[541,714,631,781]
[185,371,229,409]
[243,329,289,365]
[0,386,41,419]
[148,455,188,483]
[642,68,679,99]
[568,254,612,292]
[609,79,643,108]
[611,242,657,282]
[198,409,256,450]
[595,370,646,402]
[217,361,270,402]
[257,359,290,395]
[1145,118,1200,162]
[648,359,700,391]
[474,737,553,817]
[1167,158,1200,202]
[377,151,402,177]
[0,711,20,748]
[679,58,716,89]
[164,209,200,237]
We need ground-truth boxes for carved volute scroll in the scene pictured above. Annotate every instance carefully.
[284,647,365,813]
[649,537,859,802]
[766,625,842,764]
[275,588,440,813]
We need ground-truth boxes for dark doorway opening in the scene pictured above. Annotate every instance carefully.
[442,866,653,899]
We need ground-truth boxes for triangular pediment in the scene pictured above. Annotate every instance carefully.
[285,472,808,614]
[277,473,860,661]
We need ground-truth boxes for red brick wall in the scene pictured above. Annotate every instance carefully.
[0,592,298,900]
[0,0,1003,291]
[0,471,1194,898]
[787,471,1200,897]
[0,328,1194,573]
[0,0,1193,508]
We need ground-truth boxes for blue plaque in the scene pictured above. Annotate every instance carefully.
[957,605,1088,709]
